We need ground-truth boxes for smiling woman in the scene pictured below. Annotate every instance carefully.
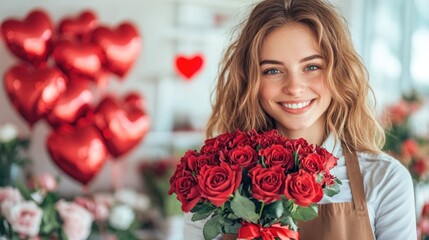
[186,0,417,239]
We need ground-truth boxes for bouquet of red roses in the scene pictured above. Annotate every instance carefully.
[168,129,341,240]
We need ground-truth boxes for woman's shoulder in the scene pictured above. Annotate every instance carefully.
[356,151,412,185]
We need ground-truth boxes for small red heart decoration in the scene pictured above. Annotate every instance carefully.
[46,76,94,128]
[174,54,204,80]
[92,22,141,78]
[52,40,103,80]
[46,121,108,185]
[1,9,53,66]
[58,10,98,40]
[94,93,150,158]
[4,63,67,126]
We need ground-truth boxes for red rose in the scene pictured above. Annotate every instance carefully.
[249,165,285,204]
[180,149,199,170]
[315,146,338,171]
[169,163,186,194]
[401,139,419,157]
[413,157,429,179]
[251,129,286,149]
[173,171,201,212]
[197,162,242,207]
[188,153,217,174]
[227,145,258,168]
[300,153,325,174]
[201,132,234,154]
[284,170,323,207]
[285,138,314,157]
[231,130,256,148]
[259,145,294,171]
[321,172,336,186]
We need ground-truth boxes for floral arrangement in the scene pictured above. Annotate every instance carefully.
[168,129,341,240]
[0,123,30,187]
[0,173,150,240]
[383,92,429,183]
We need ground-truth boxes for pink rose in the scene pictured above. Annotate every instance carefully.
[0,187,23,215]
[56,200,93,240]
[4,201,42,237]
[29,173,58,192]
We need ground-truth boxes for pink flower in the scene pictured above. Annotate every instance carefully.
[0,187,23,215]
[29,173,58,193]
[56,200,93,240]
[4,201,42,237]
[75,196,109,221]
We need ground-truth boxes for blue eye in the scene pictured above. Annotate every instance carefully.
[305,65,321,71]
[263,68,281,75]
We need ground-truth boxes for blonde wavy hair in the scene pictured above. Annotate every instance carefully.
[205,0,385,154]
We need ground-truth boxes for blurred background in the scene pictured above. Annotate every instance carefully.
[0,0,428,239]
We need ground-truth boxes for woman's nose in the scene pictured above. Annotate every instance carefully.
[283,74,305,95]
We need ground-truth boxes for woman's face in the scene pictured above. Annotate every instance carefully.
[258,22,332,145]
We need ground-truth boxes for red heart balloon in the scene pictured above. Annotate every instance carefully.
[92,22,141,77]
[46,121,108,185]
[46,76,94,128]
[94,93,150,158]
[174,54,204,80]
[52,40,103,80]
[1,9,53,66]
[58,10,98,40]
[4,63,67,126]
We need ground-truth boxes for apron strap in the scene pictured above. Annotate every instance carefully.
[342,144,367,214]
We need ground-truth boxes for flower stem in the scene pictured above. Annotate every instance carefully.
[259,202,265,217]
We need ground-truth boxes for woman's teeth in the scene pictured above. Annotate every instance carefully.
[282,101,311,109]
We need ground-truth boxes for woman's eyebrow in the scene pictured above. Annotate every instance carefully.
[300,54,324,63]
[260,54,324,66]
[259,59,283,66]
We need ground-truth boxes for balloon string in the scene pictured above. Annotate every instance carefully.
[111,159,123,191]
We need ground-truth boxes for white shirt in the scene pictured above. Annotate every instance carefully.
[184,134,417,240]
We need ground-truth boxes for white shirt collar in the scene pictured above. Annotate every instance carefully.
[321,132,341,158]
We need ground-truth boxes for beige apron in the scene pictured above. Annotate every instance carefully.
[299,148,374,239]
[223,148,374,240]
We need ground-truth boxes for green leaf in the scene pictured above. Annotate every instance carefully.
[230,191,259,223]
[264,200,284,218]
[291,204,318,222]
[324,180,341,197]
[192,205,216,221]
[203,215,223,240]
[16,182,32,201]
[223,220,241,234]
[278,215,298,231]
